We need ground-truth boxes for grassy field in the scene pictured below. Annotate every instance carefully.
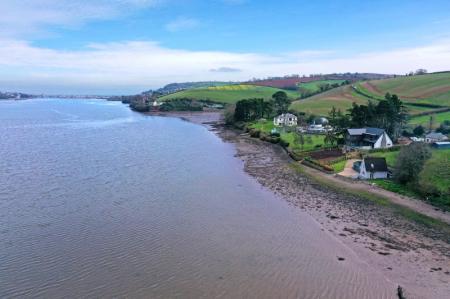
[290,73,450,117]
[290,85,368,116]
[297,79,345,93]
[159,84,301,104]
[409,111,450,128]
[359,72,450,107]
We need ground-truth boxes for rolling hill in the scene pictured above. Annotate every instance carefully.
[291,72,450,124]
[159,84,301,104]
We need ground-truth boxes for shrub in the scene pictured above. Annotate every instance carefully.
[393,143,431,184]
[279,139,290,147]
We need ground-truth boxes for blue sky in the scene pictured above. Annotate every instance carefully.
[1,0,450,94]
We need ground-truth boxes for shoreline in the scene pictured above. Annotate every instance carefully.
[143,111,450,298]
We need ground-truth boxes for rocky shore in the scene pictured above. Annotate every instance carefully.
[151,111,450,299]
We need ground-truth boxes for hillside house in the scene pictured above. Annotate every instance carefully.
[425,132,449,143]
[273,113,298,127]
[345,128,393,150]
[358,157,389,179]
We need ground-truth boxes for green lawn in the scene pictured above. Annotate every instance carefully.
[249,120,325,151]
[159,84,301,104]
[371,179,420,199]
[330,159,346,173]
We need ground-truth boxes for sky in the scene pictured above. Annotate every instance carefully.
[1,0,450,95]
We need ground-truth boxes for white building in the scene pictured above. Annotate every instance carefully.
[358,157,389,179]
[273,113,298,127]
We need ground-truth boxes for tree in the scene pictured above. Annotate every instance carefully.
[272,91,291,114]
[428,115,434,132]
[413,125,425,136]
[324,130,338,148]
[394,143,431,185]
[293,131,305,150]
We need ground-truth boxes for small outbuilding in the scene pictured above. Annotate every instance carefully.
[358,157,389,180]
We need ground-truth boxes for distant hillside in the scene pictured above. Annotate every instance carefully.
[149,81,238,95]
[291,72,450,121]
[159,84,301,104]
[247,73,394,89]
[0,91,35,99]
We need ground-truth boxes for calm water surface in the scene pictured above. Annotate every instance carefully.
[0,99,394,298]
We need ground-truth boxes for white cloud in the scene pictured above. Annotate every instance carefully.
[0,0,160,38]
[1,38,450,94]
[165,17,200,32]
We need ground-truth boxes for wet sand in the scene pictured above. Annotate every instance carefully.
[168,111,450,299]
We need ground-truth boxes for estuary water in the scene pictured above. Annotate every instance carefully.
[0,99,395,298]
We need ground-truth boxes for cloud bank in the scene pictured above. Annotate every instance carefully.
[1,38,450,94]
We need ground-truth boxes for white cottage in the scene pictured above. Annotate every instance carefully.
[273,113,298,127]
[358,157,389,179]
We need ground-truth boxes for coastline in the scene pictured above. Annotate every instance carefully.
[154,111,450,299]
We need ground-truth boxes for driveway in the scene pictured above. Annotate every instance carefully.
[338,159,359,178]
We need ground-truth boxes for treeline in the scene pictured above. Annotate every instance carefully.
[299,80,350,98]
[328,93,407,138]
[232,91,291,122]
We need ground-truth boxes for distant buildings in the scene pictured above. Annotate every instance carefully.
[273,113,298,127]
[345,128,393,150]
[425,132,449,143]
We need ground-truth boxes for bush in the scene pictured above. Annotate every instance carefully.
[393,143,431,184]
[279,139,290,147]
[368,145,401,153]
[271,131,280,137]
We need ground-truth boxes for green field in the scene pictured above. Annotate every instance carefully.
[360,72,450,107]
[409,111,450,128]
[159,84,301,104]
[298,80,345,93]
[290,85,368,116]
[290,73,450,117]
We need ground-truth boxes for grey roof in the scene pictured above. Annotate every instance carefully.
[347,127,385,136]
[364,157,388,172]
[425,132,447,139]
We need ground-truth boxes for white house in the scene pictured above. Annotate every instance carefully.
[345,128,393,150]
[425,132,448,143]
[273,113,298,127]
[358,157,389,179]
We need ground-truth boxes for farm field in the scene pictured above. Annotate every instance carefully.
[409,111,450,128]
[298,80,345,93]
[290,85,368,116]
[359,72,450,107]
[291,73,450,117]
[159,84,301,104]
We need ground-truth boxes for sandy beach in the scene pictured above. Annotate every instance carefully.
[166,111,450,299]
